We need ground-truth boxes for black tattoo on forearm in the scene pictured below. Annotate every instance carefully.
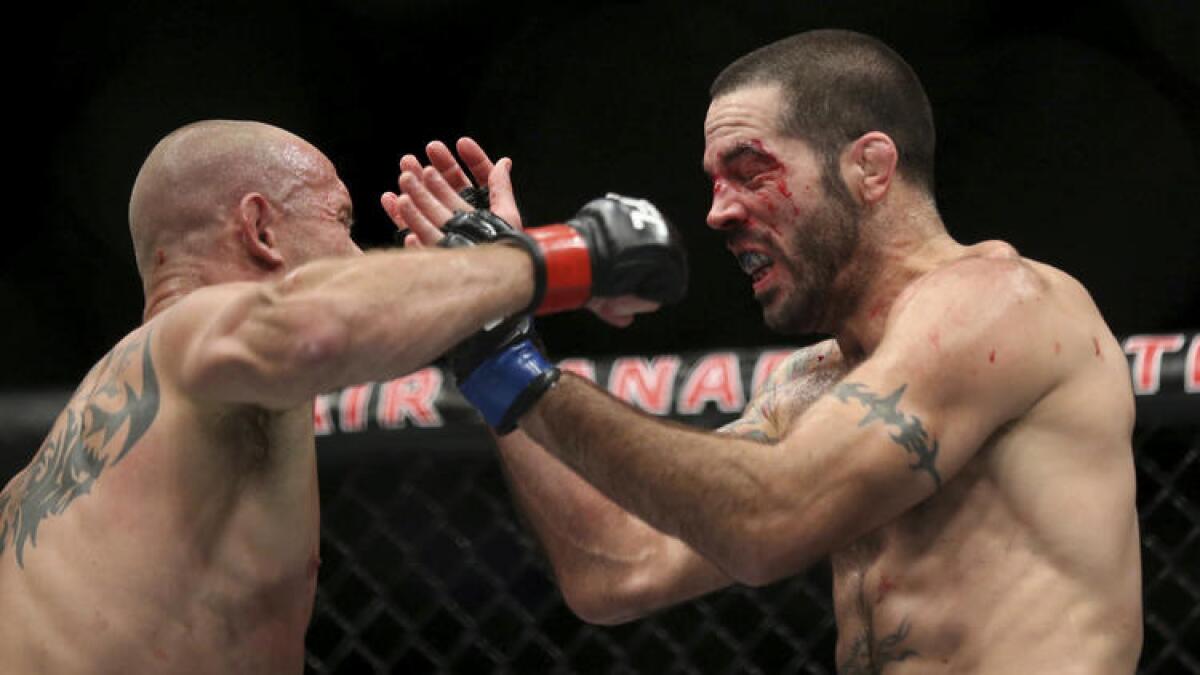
[0,333,160,567]
[833,382,941,489]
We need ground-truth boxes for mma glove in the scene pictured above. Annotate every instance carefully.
[434,201,558,434]
[518,194,688,315]
[427,193,688,433]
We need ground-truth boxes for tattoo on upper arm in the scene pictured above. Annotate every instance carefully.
[833,382,942,489]
[0,332,160,568]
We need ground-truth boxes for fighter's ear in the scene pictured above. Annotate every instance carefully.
[844,132,898,205]
[237,192,285,270]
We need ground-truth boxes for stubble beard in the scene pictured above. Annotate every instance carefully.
[761,173,861,335]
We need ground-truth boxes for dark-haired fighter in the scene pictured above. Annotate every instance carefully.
[0,121,681,674]
[398,30,1142,674]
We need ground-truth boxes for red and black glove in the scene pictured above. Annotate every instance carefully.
[509,193,688,314]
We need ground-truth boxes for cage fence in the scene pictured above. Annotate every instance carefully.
[0,334,1194,673]
[298,333,1199,673]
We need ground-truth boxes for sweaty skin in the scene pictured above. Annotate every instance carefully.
[0,121,536,674]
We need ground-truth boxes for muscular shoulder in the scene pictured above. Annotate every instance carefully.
[721,340,850,442]
[152,282,275,400]
[878,244,1109,423]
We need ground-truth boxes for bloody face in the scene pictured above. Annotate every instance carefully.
[703,84,859,334]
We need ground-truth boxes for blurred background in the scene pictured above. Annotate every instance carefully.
[1,1,1197,672]
[3,0,1197,386]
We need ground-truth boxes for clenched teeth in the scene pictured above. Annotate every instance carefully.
[737,252,772,276]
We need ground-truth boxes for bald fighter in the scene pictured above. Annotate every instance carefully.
[0,121,683,673]
[397,30,1142,674]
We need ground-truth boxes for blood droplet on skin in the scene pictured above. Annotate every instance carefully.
[877,574,898,603]
[1093,337,1102,358]
[989,349,996,363]
[817,354,825,362]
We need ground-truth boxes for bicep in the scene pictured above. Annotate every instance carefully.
[772,362,975,553]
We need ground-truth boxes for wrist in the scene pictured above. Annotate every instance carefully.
[525,225,593,315]
[458,338,560,434]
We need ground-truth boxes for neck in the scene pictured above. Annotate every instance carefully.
[142,268,204,322]
[141,254,257,322]
[831,203,962,361]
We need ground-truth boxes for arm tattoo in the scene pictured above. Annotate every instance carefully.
[0,332,160,568]
[833,382,942,489]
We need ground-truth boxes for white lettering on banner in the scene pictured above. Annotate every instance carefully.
[608,356,682,415]
[377,368,444,428]
[1124,334,1186,395]
[338,384,373,432]
[1187,335,1199,394]
[313,393,336,436]
[751,350,795,398]
[678,352,745,414]
[558,358,598,383]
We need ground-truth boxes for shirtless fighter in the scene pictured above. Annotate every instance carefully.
[0,121,683,673]
[396,30,1142,673]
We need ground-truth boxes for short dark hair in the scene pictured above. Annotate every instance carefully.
[711,30,936,194]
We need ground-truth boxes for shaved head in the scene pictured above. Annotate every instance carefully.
[128,120,337,280]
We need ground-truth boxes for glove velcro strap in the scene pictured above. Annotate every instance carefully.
[458,339,560,434]
[526,225,593,315]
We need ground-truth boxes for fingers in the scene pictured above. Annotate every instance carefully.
[426,141,473,192]
[381,189,441,246]
[398,154,423,177]
[487,157,523,229]
[420,166,472,212]
[587,296,662,327]
[396,172,454,245]
[456,137,496,188]
[396,193,444,246]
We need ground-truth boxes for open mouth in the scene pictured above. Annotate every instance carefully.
[738,251,774,283]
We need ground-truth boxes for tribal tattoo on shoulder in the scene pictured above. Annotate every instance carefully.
[0,331,160,568]
[833,382,942,489]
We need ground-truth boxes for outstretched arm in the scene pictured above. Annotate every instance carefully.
[158,240,535,411]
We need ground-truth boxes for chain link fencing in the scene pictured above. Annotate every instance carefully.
[303,335,1200,673]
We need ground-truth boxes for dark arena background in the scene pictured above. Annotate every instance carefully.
[2,1,1198,673]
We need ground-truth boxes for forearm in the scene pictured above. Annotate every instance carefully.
[198,246,533,407]
[496,430,730,622]
[520,374,787,583]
